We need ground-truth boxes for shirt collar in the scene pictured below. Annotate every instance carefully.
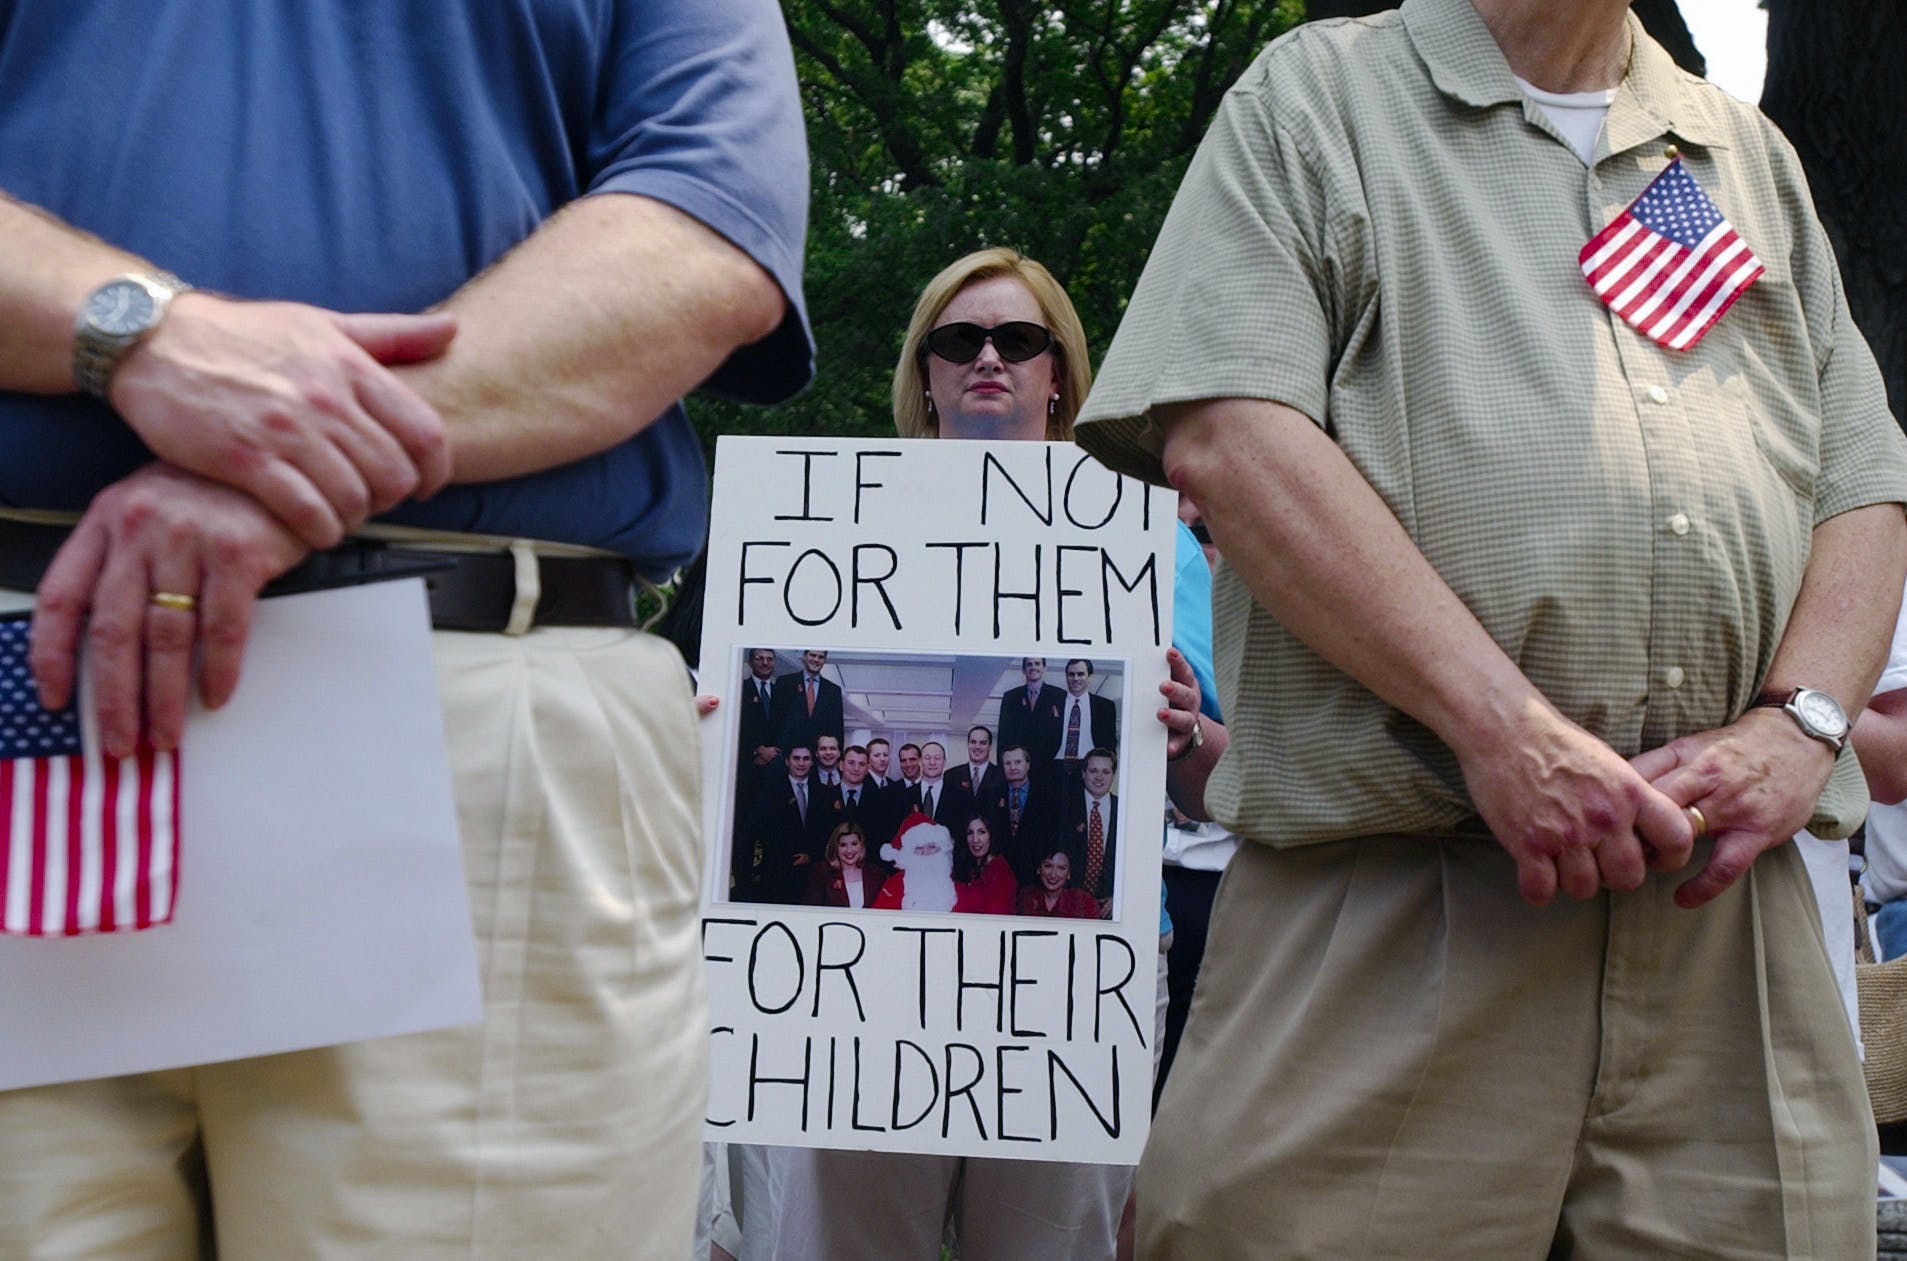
[1400,0,1727,154]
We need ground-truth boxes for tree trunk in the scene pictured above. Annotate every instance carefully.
[1761,0,1907,428]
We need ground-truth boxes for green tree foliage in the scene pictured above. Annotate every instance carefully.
[691,0,1303,453]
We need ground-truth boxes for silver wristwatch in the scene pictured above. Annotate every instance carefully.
[1750,686,1850,753]
[72,271,193,400]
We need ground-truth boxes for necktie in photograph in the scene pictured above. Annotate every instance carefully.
[795,780,807,822]
[1086,798,1105,892]
[923,787,935,817]
[805,677,816,715]
[1064,701,1081,760]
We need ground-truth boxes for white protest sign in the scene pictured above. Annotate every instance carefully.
[699,437,1174,1164]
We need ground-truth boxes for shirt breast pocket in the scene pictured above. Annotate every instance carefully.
[1721,371,1819,505]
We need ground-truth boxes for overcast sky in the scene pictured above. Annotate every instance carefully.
[1677,0,1769,104]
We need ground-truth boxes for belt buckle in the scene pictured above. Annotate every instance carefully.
[634,568,681,632]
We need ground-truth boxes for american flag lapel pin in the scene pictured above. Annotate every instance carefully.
[1579,155,1763,351]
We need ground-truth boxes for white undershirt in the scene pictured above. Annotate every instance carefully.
[1513,74,1615,164]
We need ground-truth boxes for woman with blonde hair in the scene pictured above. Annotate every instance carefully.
[891,247,1092,442]
[759,246,1225,1261]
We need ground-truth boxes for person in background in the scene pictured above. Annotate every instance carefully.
[1157,495,1237,1097]
[760,247,1221,1261]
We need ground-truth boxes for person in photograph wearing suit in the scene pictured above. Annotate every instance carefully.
[773,648,843,755]
[865,737,895,789]
[1060,748,1119,913]
[733,648,783,864]
[896,743,923,792]
[738,648,782,773]
[752,744,837,903]
[813,734,843,787]
[999,658,1066,782]
[998,744,1056,884]
[1056,659,1117,779]
[830,745,902,853]
[910,741,957,825]
[947,724,1007,824]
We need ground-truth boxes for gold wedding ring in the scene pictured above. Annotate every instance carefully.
[1685,803,1708,837]
[149,591,198,613]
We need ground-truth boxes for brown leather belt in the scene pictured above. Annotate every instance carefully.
[0,517,670,633]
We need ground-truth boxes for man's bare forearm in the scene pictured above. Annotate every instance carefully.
[0,191,149,393]
[1158,398,1545,754]
[1158,397,1693,903]
[1759,503,1907,717]
[399,193,787,484]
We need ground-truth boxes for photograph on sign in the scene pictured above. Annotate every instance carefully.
[724,648,1129,922]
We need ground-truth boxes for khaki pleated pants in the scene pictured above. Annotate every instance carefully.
[1140,834,1876,1260]
[0,621,708,1261]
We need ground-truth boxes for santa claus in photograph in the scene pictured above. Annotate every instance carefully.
[872,812,957,913]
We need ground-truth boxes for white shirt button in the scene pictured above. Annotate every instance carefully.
[1647,385,1670,405]
[1664,666,1686,689]
[1668,512,1690,535]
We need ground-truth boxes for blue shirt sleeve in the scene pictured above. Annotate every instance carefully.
[1163,519,1222,937]
[588,0,815,406]
[1171,521,1222,723]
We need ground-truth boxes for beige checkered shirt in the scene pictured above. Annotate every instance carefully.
[1077,0,1907,846]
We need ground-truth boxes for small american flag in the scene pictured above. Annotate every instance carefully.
[0,618,179,937]
[1579,158,1763,351]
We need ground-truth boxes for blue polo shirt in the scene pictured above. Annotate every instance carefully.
[0,0,813,578]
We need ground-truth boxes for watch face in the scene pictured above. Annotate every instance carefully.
[1796,689,1849,737]
[84,280,156,336]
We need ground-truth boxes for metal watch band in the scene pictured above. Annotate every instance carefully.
[72,272,192,401]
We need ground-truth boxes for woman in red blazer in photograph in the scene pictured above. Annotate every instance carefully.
[1016,847,1100,920]
[951,812,1016,916]
[803,822,889,910]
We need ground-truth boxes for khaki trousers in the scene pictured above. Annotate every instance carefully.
[1140,835,1876,1260]
[0,622,708,1261]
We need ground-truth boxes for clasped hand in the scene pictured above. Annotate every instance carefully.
[31,293,459,754]
[111,292,456,547]
[1462,703,1832,908]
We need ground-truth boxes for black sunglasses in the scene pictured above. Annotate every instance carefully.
[922,321,1054,364]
